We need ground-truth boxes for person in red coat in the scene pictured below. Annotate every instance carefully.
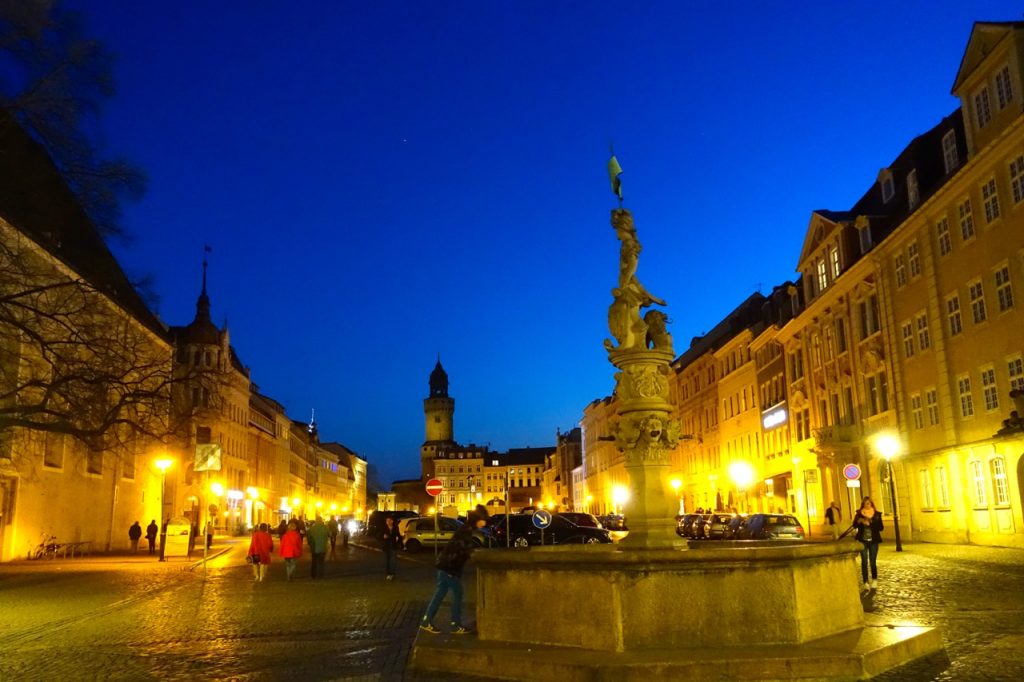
[247,523,274,582]
[279,520,303,581]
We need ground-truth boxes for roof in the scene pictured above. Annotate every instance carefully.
[0,114,169,341]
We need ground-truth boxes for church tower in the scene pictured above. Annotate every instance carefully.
[421,358,455,479]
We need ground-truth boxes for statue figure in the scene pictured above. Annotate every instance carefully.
[606,209,668,352]
[643,310,673,354]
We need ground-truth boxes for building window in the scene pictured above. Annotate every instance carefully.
[866,372,889,416]
[946,294,963,336]
[816,258,828,292]
[970,460,987,506]
[992,457,1009,506]
[902,321,915,358]
[926,388,940,426]
[1011,155,1024,204]
[907,169,919,210]
[43,433,64,469]
[981,178,1000,223]
[958,199,975,241]
[911,394,923,430]
[858,225,873,254]
[894,254,907,287]
[916,312,931,350]
[1008,355,1024,392]
[936,217,952,256]
[974,87,992,128]
[881,175,895,203]
[86,449,103,475]
[123,449,136,480]
[829,245,841,279]
[907,242,921,278]
[835,318,848,353]
[918,469,933,508]
[981,367,999,411]
[996,65,1013,109]
[860,295,880,338]
[957,374,975,417]
[995,265,1014,312]
[790,349,804,380]
[942,130,959,174]
[968,280,987,324]
[936,466,950,507]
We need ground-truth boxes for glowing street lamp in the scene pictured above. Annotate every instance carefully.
[876,434,904,552]
[729,461,754,512]
[612,485,629,515]
[210,481,225,497]
[670,478,683,515]
[154,457,173,561]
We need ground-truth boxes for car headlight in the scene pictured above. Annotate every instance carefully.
[346,521,358,535]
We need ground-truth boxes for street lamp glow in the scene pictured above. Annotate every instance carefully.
[729,461,754,490]
[670,478,682,493]
[612,485,629,505]
[154,458,173,473]
[292,497,301,507]
[246,486,259,500]
[876,434,900,461]
[210,481,225,497]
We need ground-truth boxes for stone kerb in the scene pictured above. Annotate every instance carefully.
[474,543,865,653]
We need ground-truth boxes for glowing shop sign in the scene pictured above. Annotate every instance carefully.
[762,408,788,430]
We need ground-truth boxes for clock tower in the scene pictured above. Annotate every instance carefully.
[421,358,455,479]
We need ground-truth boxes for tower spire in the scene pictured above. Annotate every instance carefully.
[194,245,213,325]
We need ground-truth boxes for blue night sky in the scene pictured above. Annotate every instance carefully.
[66,1,1022,485]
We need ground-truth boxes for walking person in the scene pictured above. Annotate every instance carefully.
[328,517,338,560]
[825,501,842,540]
[205,520,214,550]
[307,516,329,579]
[145,520,158,555]
[279,520,303,581]
[854,497,884,591]
[128,521,142,554]
[419,509,488,634]
[381,516,403,581]
[247,523,274,582]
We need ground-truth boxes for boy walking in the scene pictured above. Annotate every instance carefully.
[419,509,487,634]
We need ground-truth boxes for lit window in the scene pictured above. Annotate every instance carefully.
[958,374,975,417]
[1008,355,1024,393]
[958,199,975,241]
[996,65,1013,109]
[907,242,920,278]
[866,372,889,416]
[970,460,987,506]
[936,217,952,256]
[946,295,963,336]
[918,469,933,508]
[830,245,841,279]
[902,321,915,358]
[926,388,940,426]
[981,367,999,411]
[982,178,1000,223]
[936,466,950,507]
[995,265,1014,312]
[907,169,919,210]
[894,254,907,287]
[816,258,828,292]
[916,312,931,350]
[992,457,1009,505]
[969,280,987,324]
[911,394,923,430]
[942,130,959,174]
[974,87,992,128]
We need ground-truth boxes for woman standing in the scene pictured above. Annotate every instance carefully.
[853,497,884,591]
[381,516,403,581]
[279,520,303,581]
[247,523,274,581]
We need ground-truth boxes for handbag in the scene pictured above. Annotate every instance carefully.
[246,554,260,565]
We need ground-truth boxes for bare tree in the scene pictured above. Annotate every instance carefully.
[0,0,144,240]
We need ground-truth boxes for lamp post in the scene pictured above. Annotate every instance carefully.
[154,457,173,561]
[876,435,904,552]
[729,462,753,514]
[670,478,683,516]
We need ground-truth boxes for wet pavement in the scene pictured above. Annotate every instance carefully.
[0,539,1021,681]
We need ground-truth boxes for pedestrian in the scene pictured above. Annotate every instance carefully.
[419,508,488,634]
[328,517,338,560]
[205,520,214,550]
[825,501,842,540]
[128,521,142,553]
[247,523,274,582]
[279,520,303,581]
[276,519,288,538]
[853,496,884,591]
[381,516,403,581]
[307,516,330,579]
[158,518,168,562]
[145,520,158,555]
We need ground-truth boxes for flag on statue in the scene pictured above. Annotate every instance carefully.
[608,155,623,201]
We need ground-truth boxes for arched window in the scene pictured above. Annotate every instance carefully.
[969,460,987,507]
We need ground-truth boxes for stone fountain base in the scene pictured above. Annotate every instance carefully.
[410,543,943,681]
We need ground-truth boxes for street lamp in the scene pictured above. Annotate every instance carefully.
[876,434,904,552]
[611,485,629,515]
[670,478,683,515]
[154,457,173,561]
[728,462,753,513]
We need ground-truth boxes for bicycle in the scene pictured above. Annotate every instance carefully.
[30,534,60,560]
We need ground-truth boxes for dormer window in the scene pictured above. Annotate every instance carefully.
[858,223,873,255]
[907,169,919,210]
[881,175,895,204]
[829,244,841,278]
[942,130,959,174]
[974,87,992,128]
[996,65,1013,109]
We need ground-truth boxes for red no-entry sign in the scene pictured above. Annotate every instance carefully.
[425,478,443,497]
[843,464,862,481]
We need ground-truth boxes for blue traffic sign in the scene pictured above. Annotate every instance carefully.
[532,510,552,529]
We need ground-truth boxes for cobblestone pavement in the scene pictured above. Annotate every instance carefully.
[0,540,1021,681]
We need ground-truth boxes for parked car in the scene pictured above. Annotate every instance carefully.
[403,516,461,552]
[556,512,602,528]
[599,515,628,532]
[676,513,703,538]
[703,513,738,540]
[736,513,805,540]
[365,510,418,543]
[721,514,748,540]
[492,514,612,548]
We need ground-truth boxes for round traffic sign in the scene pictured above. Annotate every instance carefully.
[425,478,443,497]
[843,464,862,481]
[532,509,552,529]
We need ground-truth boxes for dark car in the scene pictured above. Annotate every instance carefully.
[365,510,418,543]
[721,514,748,540]
[492,513,612,548]
[703,513,737,540]
[676,513,704,538]
[556,512,602,528]
[599,515,628,532]
[736,513,805,540]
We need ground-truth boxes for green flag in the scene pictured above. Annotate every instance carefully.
[608,155,623,201]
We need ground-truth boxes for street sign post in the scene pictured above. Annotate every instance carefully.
[533,509,552,546]
[426,478,443,560]
[843,464,862,481]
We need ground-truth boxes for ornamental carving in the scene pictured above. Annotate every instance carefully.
[611,411,682,465]
[614,364,669,401]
